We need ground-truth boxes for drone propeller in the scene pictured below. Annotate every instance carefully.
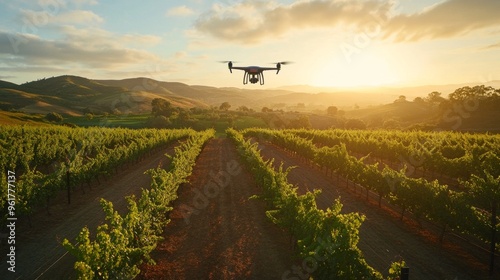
[270,61,293,74]
[218,61,237,73]
[270,61,293,65]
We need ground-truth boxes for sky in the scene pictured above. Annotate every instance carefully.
[0,0,499,88]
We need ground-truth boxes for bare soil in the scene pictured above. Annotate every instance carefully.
[2,136,493,280]
[256,140,490,280]
[138,138,295,280]
[0,144,178,280]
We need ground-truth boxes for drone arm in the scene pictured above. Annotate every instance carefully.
[231,67,248,71]
[259,67,278,72]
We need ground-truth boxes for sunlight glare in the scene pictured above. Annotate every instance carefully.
[312,52,400,88]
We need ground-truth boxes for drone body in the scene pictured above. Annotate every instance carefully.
[223,61,289,85]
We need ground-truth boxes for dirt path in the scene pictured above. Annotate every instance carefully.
[0,143,179,280]
[256,140,486,280]
[139,138,295,280]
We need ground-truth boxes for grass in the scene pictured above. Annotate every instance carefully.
[0,111,49,126]
[233,116,268,129]
[65,114,150,129]
[186,115,268,137]
[64,113,268,134]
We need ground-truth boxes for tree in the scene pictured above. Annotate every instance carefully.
[85,113,94,120]
[237,105,250,112]
[219,102,231,111]
[394,95,407,103]
[46,112,63,123]
[425,91,445,104]
[413,97,425,104]
[261,107,272,113]
[448,85,495,102]
[288,115,311,129]
[344,118,366,130]
[148,115,171,128]
[383,118,402,129]
[327,106,338,116]
[151,98,173,117]
[178,109,191,121]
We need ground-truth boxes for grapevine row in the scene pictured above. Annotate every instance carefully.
[227,128,405,279]
[62,129,215,279]
[0,126,194,223]
[243,128,499,268]
[287,128,500,181]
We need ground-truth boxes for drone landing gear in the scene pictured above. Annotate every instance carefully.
[243,72,265,85]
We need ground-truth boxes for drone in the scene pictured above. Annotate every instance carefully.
[221,61,291,85]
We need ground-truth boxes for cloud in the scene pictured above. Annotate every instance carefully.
[0,75,17,80]
[174,51,188,58]
[20,9,104,26]
[383,0,500,42]
[71,0,98,6]
[166,5,195,17]
[54,9,103,24]
[481,42,500,50]
[194,0,500,44]
[194,0,393,44]
[0,30,160,69]
[57,25,162,48]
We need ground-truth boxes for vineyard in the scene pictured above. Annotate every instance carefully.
[1,126,498,279]
[0,126,196,223]
[243,128,499,242]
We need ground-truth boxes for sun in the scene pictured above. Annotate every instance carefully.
[311,51,400,88]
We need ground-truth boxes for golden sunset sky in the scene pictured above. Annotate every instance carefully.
[1,0,499,88]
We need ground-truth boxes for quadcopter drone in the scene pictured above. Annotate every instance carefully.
[221,61,291,85]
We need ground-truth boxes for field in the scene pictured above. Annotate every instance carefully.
[0,126,499,279]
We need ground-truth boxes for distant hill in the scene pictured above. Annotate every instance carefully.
[0,76,212,115]
[0,75,315,115]
[277,81,500,97]
[0,80,20,90]
[344,101,436,127]
[1,75,499,131]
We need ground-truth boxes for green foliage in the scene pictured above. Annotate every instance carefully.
[344,118,367,130]
[0,126,195,220]
[227,128,385,279]
[243,128,500,256]
[388,261,407,279]
[151,98,174,117]
[63,129,215,279]
[326,106,338,116]
[63,199,152,279]
[219,101,231,111]
[45,112,63,122]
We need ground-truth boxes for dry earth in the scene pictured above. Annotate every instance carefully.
[256,140,490,280]
[139,138,296,279]
[0,143,179,280]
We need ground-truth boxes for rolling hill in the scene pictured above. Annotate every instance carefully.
[0,76,390,116]
[0,75,498,132]
[0,76,212,115]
